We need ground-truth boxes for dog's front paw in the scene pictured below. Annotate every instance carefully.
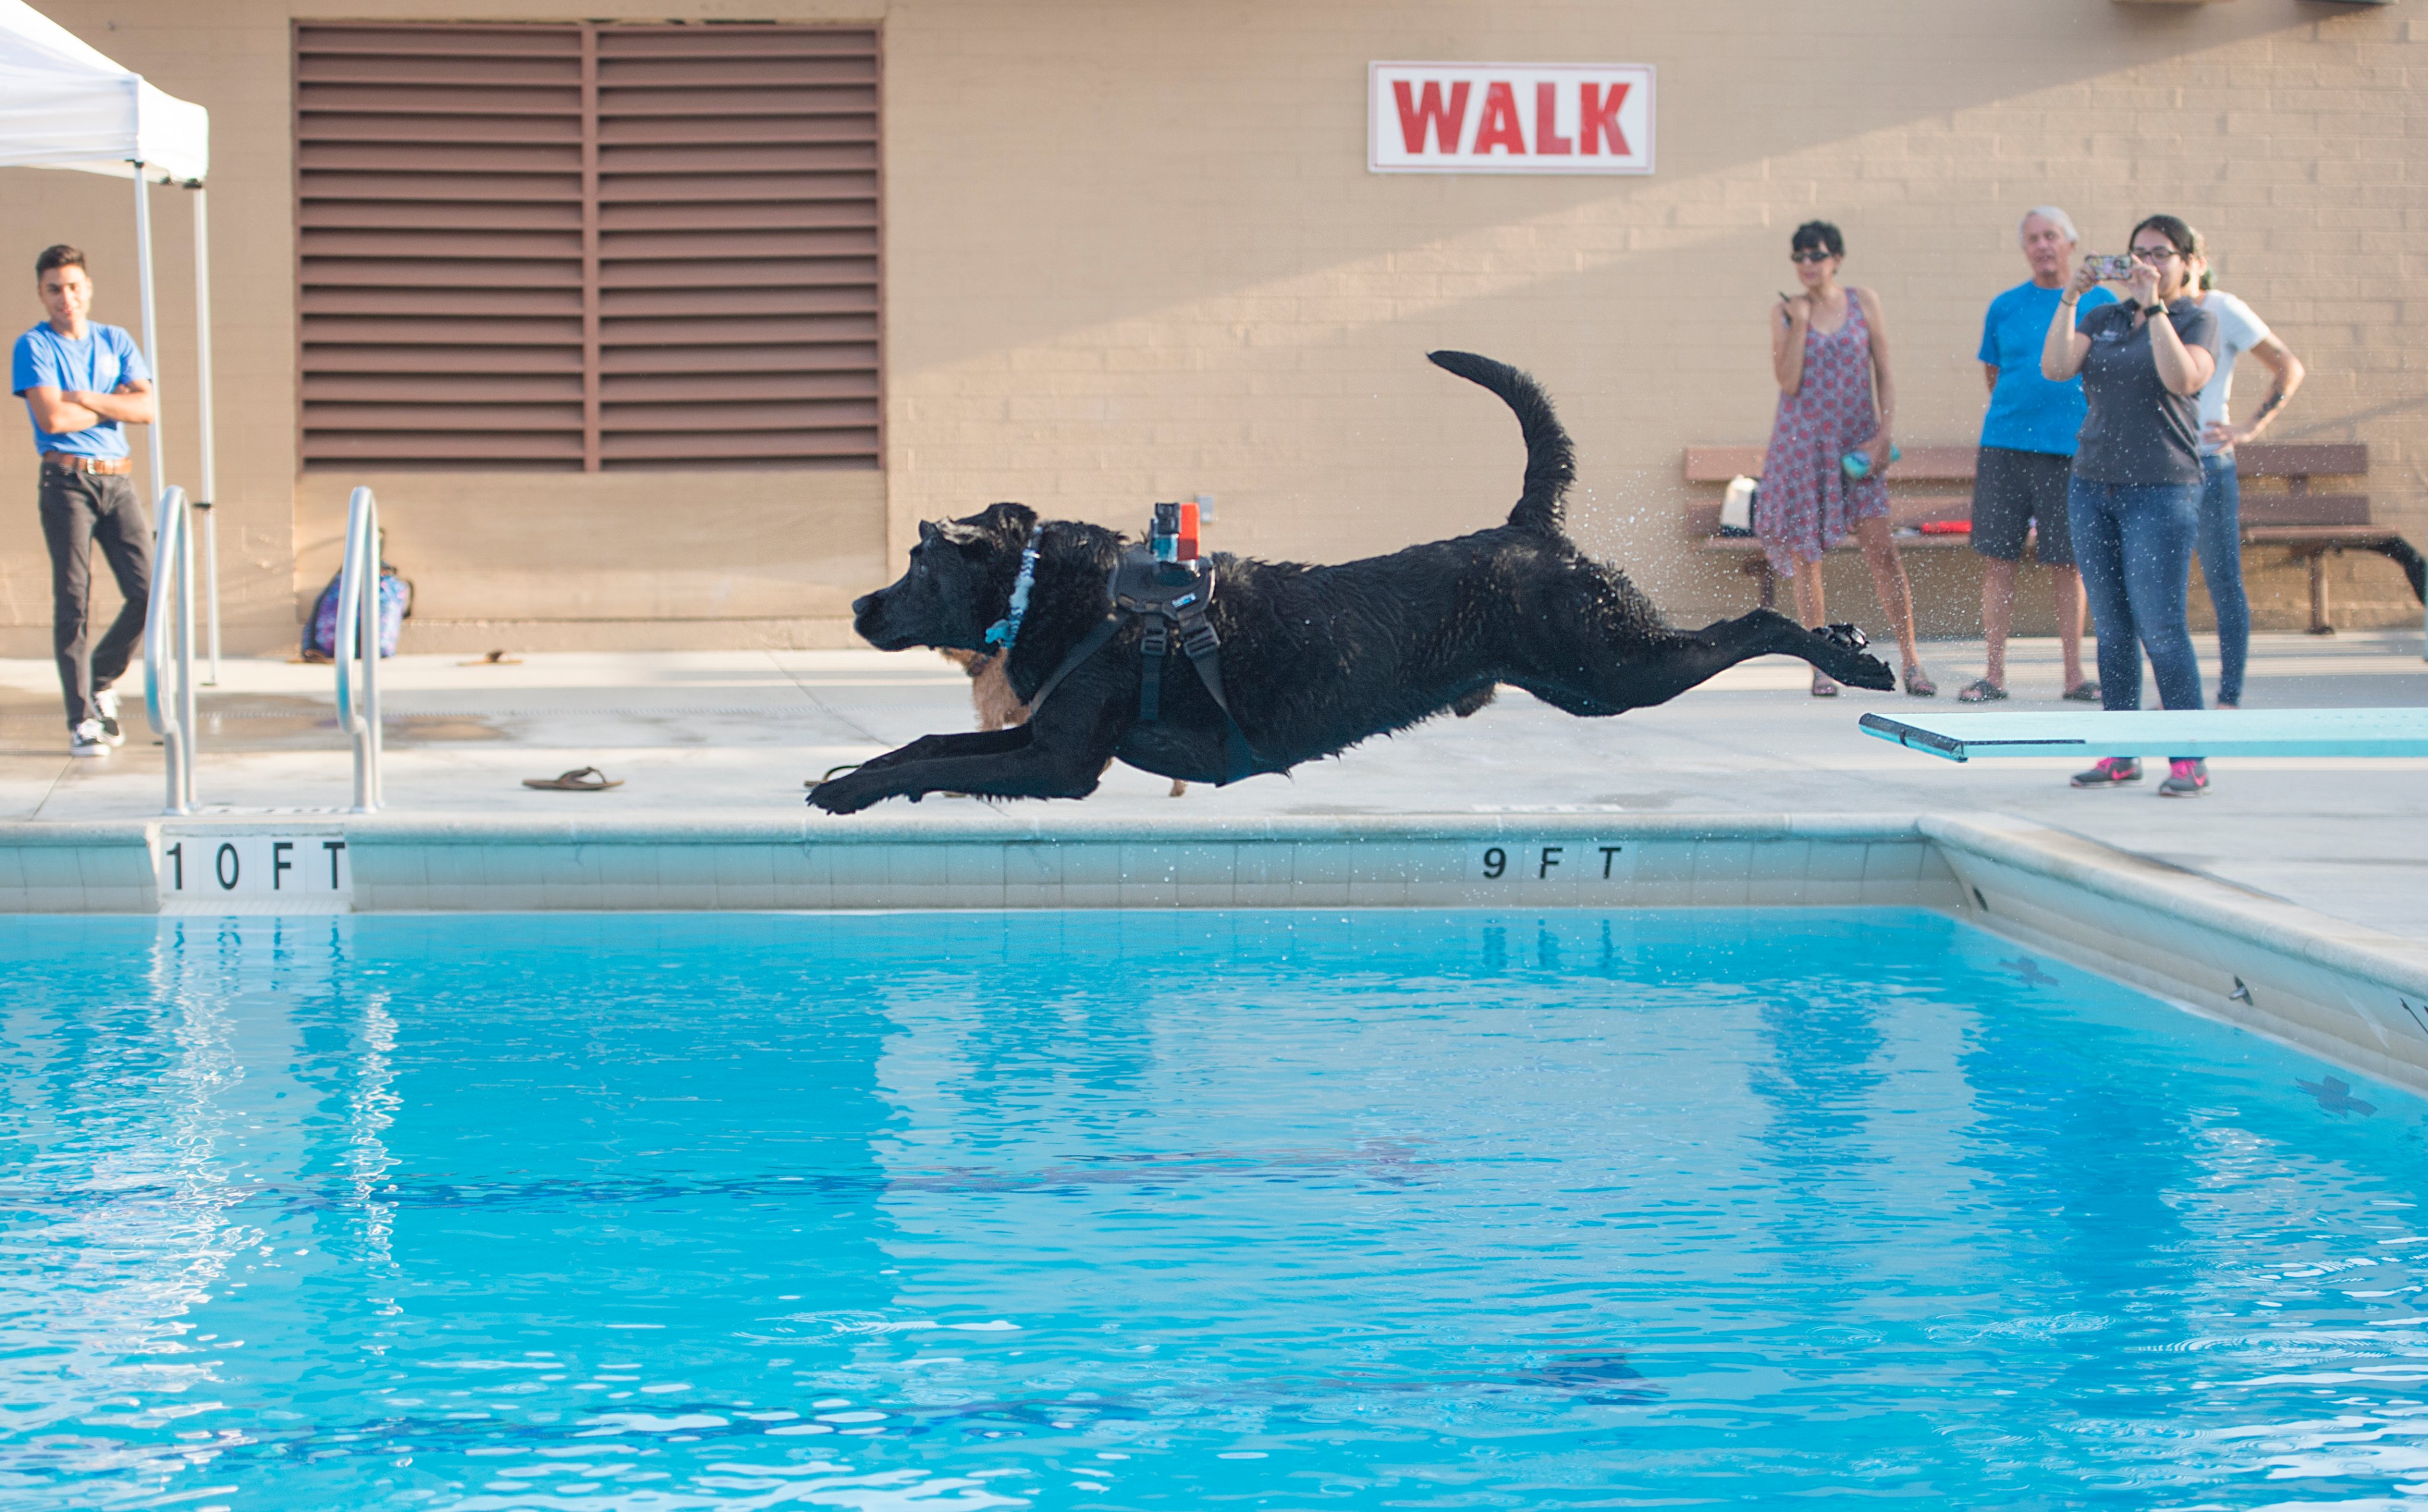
[806,775,884,815]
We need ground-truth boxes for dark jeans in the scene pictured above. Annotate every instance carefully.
[2066,477,2205,720]
[38,467,152,728]
[2194,453,2248,705]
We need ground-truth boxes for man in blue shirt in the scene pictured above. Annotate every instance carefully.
[1963,207,2114,702]
[12,244,154,757]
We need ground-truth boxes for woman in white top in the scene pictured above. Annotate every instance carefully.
[2187,239,2304,708]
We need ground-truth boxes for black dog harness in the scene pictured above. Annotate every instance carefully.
[1021,545,1261,783]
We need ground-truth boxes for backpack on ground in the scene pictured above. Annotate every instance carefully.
[301,565,413,661]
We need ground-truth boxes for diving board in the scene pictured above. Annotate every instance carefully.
[1859,707,2428,762]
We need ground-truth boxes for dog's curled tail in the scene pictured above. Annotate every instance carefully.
[1426,349,1576,537]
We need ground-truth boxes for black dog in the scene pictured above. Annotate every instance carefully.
[810,350,1895,814]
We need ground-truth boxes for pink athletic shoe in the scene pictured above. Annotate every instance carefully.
[2158,758,2210,797]
[2069,756,2142,789]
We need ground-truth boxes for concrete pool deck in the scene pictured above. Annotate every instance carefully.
[3,629,2423,932]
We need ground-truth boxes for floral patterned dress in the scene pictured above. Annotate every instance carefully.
[1758,296,1890,577]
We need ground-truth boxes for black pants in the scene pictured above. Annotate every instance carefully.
[39,466,152,728]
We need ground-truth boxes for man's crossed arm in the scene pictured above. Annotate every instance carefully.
[23,378,154,436]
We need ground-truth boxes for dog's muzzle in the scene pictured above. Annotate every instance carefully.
[851,589,923,651]
[851,590,890,641]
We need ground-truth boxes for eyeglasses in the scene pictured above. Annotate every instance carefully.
[2130,246,2182,263]
[1789,250,1836,264]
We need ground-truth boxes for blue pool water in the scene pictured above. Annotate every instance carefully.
[2,909,2424,1510]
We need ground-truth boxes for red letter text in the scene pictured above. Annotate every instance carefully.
[1579,81,1630,156]
[1535,81,1573,155]
[1473,82,1526,155]
[1393,79,1471,154]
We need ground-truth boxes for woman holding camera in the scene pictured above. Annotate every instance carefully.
[2042,213,2220,796]
[1761,220,1931,698]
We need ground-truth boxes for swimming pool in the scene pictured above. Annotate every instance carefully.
[4,908,2422,1508]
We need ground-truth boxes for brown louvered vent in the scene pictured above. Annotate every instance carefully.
[296,22,880,472]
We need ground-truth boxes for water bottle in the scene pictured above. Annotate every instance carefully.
[1841,443,1900,481]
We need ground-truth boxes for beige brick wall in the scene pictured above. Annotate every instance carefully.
[2,0,2420,654]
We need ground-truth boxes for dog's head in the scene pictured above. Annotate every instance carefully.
[852,501,1039,652]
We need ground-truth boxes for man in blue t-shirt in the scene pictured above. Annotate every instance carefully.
[1963,207,2114,703]
[12,244,155,757]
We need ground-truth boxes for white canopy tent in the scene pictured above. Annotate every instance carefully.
[0,0,219,675]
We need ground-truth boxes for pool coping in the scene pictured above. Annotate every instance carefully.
[4,809,2424,1098]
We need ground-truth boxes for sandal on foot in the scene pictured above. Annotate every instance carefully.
[1903,667,1937,698]
[2062,680,2102,702]
[1810,671,1840,698]
[523,766,622,791]
[1956,677,2007,703]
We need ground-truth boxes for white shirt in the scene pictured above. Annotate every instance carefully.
[2194,290,2272,456]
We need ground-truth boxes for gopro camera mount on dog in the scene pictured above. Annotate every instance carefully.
[1119,505,1219,689]
[1149,500,1201,565]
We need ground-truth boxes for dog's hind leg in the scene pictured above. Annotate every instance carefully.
[1519,609,1896,714]
[1635,611,1897,701]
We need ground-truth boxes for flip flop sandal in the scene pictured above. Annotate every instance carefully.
[1957,677,2008,703]
[805,762,864,788]
[2063,680,2103,702]
[1903,668,1938,698]
[1810,672,1840,698]
[523,766,621,791]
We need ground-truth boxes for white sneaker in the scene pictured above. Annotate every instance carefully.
[93,686,126,746]
[70,720,110,758]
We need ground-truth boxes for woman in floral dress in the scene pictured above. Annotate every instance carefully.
[1761,221,1932,696]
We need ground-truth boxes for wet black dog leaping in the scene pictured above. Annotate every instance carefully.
[809,350,1895,814]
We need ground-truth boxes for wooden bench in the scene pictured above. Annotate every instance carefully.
[2230,444,2393,634]
[1683,442,2394,632]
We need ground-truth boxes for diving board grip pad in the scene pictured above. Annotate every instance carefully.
[1860,707,2428,763]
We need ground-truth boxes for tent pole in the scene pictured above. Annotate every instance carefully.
[129,164,166,524]
[190,185,219,683]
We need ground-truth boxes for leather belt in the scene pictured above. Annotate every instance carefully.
[40,453,132,476]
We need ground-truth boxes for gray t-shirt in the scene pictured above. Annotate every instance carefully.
[2072,298,2221,486]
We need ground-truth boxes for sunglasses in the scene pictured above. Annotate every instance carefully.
[1789,250,1836,264]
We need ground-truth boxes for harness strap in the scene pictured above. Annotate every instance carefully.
[1173,603,1230,714]
[1138,619,1168,722]
[1165,600,1257,783]
[1022,613,1120,715]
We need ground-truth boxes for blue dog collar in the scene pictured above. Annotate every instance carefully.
[982,524,1044,650]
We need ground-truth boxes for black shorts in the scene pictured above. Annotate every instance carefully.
[1970,446,2075,567]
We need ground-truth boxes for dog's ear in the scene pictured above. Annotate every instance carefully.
[917,519,942,547]
[970,501,1036,540]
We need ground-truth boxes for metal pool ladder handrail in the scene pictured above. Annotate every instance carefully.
[334,485,384,813]
[142,484,199,815]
